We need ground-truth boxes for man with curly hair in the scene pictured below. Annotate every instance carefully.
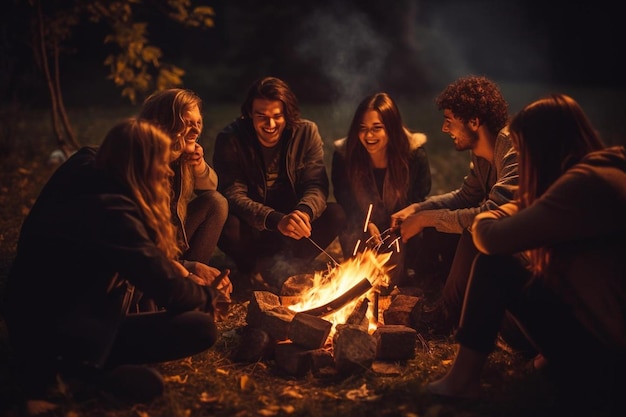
[391,75,519,335]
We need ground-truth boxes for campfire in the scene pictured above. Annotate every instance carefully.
[235,206,427,376]
[284,248,393,333]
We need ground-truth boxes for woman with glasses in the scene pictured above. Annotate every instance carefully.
[139,89,229,306]
[331,92,431,289]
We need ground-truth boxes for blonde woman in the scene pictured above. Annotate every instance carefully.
[5,119,231,412]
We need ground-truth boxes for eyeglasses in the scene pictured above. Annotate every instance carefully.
[358,125,385,135]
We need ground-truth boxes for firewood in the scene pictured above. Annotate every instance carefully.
[300,278,372,317]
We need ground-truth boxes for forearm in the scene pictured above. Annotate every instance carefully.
[193,162,218,191]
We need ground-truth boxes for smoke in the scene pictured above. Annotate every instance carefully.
[420,1,552,86]
[294,8,390,104]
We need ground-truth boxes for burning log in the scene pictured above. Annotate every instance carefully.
[382,294,422,329]
[345,297,369,328]
[289,313,332,349]
[300,277,372,317]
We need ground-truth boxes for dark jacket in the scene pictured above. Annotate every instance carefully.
[3,147,215,367]
[213,117,329,231]
[332,131,431,233]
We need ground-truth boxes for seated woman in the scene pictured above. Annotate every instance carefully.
[426,94,626,416]
[3,119,232,413]
[332,92,431,289]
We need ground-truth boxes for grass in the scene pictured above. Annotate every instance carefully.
[1,90,624,416]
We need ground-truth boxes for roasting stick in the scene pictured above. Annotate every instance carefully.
[210,268,230,289]
[363,203,373,232]
[306,236,340,266]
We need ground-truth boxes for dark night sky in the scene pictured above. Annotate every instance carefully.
[1,0,623,106]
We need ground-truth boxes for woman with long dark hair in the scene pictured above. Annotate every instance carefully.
[426,94,626,416]
[332,92,431,287]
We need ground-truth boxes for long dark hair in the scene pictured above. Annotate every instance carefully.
[240,76,302,128]
[345,92,410,212]
[510,93,604,275]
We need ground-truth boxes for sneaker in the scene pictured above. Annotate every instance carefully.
[100,365,164,403]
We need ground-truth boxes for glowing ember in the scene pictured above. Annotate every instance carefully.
[286,248,394,334]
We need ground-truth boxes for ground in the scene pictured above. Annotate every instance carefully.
[0,143,611,417]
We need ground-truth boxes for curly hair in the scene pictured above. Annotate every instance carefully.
[435,75,509,136]
[240,76,302,128]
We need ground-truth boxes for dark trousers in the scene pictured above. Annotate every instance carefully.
[404,228,461,294]
[456,253,624,415]
[183,190,228,264]
[218,202,346,287]
[9,309,217,398]
[441,229,479,323]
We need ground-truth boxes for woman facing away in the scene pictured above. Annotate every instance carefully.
[426,94,626,416]
[3,119,232,415]
[332,92,431,288]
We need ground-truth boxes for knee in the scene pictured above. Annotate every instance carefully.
[197,191,228,221]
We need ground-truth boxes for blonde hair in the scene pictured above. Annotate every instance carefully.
[138,89,203,223]
[96,118,181,260]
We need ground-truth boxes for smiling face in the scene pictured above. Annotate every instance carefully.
[441,109,478,151]
[181,104,203,153]
[251,98,286,147]
[358,109,388,164]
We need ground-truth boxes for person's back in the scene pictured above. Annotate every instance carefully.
[4,119,227,411]
[427,94,626,416]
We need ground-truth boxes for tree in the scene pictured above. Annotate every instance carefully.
[26,0,215,156]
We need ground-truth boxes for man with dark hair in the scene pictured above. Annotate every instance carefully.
[391,75,519,334]
[213,76,345,293]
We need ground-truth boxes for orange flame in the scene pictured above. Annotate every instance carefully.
[286,248,393,334]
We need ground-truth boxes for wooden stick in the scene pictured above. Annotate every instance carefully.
[300,278,372,317]
[363,204,373,232]
[211,268,230,289]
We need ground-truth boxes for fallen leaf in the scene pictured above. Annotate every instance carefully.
[442,359,452,365]
[216,368,229,375]
[239,374,255,391]
[199,392,219,403]
[281,405,296,413]
[345,384,381,401]
[164,374,188,383]
[280,387,303,399]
